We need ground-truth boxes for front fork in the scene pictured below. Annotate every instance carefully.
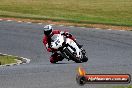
[58,50,70,61]
[81,49,86,55]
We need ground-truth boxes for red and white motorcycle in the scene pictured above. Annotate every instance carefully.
[50,34,88,63]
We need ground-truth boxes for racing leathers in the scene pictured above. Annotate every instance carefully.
[43,30,80,63]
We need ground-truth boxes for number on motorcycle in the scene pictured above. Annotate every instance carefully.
[55,39,60,46]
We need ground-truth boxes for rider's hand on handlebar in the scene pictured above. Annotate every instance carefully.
[66,33,72,38]
[47,48,52,52]
[60,31,72,38]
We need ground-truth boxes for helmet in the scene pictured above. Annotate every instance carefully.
[43,25,53,36]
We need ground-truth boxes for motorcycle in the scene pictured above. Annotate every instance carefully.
[50,34,88,63]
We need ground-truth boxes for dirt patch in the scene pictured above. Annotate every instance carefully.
[1,17,132,31]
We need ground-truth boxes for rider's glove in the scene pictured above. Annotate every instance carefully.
[65,32,72,38]
[60,31,65,35]
[47,48,52,52]
[66,33,72,38]
[47,48,57,52]
[60,31,72,38]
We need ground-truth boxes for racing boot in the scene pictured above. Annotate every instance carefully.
[50,52,60,63]
[57,54,64,61]
[50,57,57,63]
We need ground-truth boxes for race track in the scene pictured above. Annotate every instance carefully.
[0,20,132,88]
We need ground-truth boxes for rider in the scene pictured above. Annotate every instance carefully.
[43,25,82,63]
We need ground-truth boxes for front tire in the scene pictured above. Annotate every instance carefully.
[63,48,82,63]
[82,55,88,62]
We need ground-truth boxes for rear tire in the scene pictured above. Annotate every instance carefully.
[63,48,82,63]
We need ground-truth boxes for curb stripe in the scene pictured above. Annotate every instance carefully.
[0,18,127,32]
[96,28,101,29]
[108,29,112,30]
[0,53,30,67]
[7,20,12,22]
[27,22,31,24]
[80,27,85,28]
[18,21,22,23]
[59,25,64,26]
[38,23,43,25]
[69,26,74,27]
[50,24,55,26]
[119,30,125,31]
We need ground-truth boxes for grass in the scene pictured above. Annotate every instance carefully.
[112,85,132,88]
[0,55,17,65]
[0,0,132,26]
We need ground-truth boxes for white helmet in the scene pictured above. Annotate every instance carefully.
[43,25,53,36]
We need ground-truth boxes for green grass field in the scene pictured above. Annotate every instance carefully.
[0,0,132,26]
[0,55,17,65]
[112,86,132,88]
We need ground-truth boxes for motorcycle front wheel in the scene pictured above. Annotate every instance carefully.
[81,55,88,62]
[63,48,82,63]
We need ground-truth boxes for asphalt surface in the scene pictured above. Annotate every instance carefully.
[0,20,132,88]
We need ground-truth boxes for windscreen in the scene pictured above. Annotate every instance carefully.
[51,34,58,42]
